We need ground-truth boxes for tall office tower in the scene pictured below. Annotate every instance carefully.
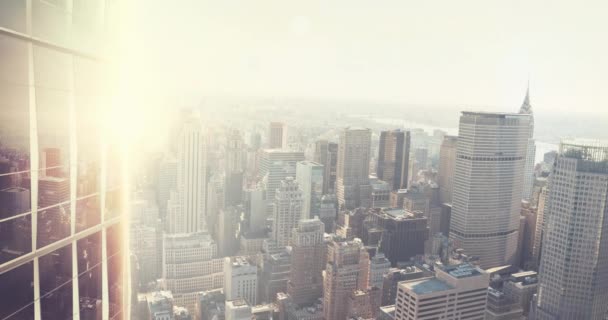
[225,129,245,207]
[438,135,458,204]
[377,130,411,191]
[314,140,339,194]
[531,185,547,269]
[408,147,429,185]
[0,2,127,318]
[296,161,324,219]
[319,194,338,233]
[161,233,224,310]
[258,149,305,204]
[224,256,258,305]
[40,147,62,177]
[259,248,292,303]
[520,87,536,201]
[323,238,365,320]
[370,178,391,208]
[363,208,428,266]
[272,177,303,247]
[246,185,267,233]
[175,115,208,233]
[287,217,326,305]
[359,252,391,290]
[157,155,178,219]
[449,112,531,268]
[395,264,489,320]
[336,128,372,209]
[519,202,537,269]
[268,122,287,149]
[217,206,241,257]
[206,172,225,235]
[533,140,608,320]
[336,207,368,240]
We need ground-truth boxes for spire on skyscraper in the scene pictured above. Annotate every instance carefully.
[519,82,532,115]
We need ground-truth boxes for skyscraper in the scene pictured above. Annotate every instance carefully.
[287,217,326,306]
[449,112,531,268]
[0,2,127,319]
[224,256,258,305]
[323,238,365,320]
[533,140,608,320]
[175,114,207,233]
[258,149,305,204]
[438,135,458,204]
[520,86,536,200]
[314,140,339,194]
[363,208,429,266]
[377,130,410,191]
[157,155,178,219]
[224,129,245,207]
[272,177,303,247]
[269,122,287,149]
[336,128,372,209]
[408,147,428,185]
[296,161,324,219]
[161,233,224,310]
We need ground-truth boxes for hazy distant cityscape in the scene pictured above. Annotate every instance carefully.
[119,87,607,320]
[2,1,608,320]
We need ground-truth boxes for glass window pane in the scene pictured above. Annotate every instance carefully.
[37,203,70,248]
[107,223,123,319]
[40,244,73,320]
[0,35,30,176]
[0,172,31,220]
[0,34,29,86]
[0,0,27,33]
[105,188,123,220]
[77,232,102,319]
[76,195,100,232]
[33,45,71,91]
[75,58,102,198]
[0,261,34,320]
[106,147,122,190]
[36,88,71,178]
[32,0,70,46]
[72,8,102,54]
[0,214,32,264]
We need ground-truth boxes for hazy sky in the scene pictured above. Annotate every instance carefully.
[121,0,608,115]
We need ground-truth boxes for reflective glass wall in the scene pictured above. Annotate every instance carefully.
[0,1,125,319]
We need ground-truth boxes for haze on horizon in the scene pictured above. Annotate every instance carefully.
[120,0,608,119]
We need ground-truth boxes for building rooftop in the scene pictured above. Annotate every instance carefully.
[441,263,482,279]
[227,299,248,307]
[379,208,424,220]
[405,277,455,295]
[461,111,529,117]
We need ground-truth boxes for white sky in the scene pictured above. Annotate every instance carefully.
[120,0,608,115]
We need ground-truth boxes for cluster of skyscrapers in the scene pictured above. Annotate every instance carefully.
[1,4,606,318]
[123,86,608,320]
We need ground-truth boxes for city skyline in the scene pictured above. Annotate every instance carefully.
[2,1,608,320]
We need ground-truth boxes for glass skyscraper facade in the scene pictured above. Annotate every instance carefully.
[0,1,126,319]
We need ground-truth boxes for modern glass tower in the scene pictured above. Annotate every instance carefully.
[449,112,531,268]
[534,140,608,320]
[0,1,127,319]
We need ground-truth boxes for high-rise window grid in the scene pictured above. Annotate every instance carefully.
[0,1,126,319]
